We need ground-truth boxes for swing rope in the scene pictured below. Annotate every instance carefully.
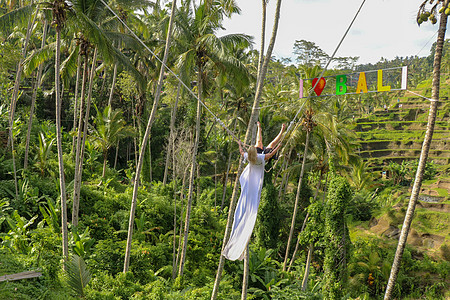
[99,0,250,147]
[265,0,367,172]
[405,90,439,102]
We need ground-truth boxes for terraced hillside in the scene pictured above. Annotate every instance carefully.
[353,93,450,172]
[352,85,450,262]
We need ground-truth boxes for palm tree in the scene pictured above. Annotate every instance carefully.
[384,3,448,299]
[24,20,49,170]
[282,65,324,271]
[123,0,177,273]
[48,0,70,263]
[70,0,146,227]
[163,82,181,185]
[0,1,37,198]
[90,105,135,179]
[212,0,283,298]
[172,0,251,278]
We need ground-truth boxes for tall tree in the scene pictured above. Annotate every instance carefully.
[0,2,37,198]
[24,20,48,170]
[282,65,325,271]
[70,0,146,226]
[384,2,448,299]
[293,39,329,67]
[211,0,283,298]
[123,0,177,273]
[50,0,70,263]
[172,0,251,278]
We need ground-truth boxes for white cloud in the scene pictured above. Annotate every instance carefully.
[219,0,449,64]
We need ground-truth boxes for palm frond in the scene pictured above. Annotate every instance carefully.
[72,10,146,90]
[23,41,56,76]
[64,255,91,298]
[0,4,35,34]
[175,49,196,85]
[218,33,253,50]
[114,0,154,10]
[103,31,143,53]
[61,47,80,86]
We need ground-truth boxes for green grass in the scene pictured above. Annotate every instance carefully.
[412,210,450,237]
[434,188,449,198]
[0,251,73,300]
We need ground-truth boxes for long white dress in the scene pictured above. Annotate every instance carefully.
[222,152,265,261]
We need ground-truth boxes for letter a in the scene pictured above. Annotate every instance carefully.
[377,69,391,92]
[336,75,347,95]
[356,72,368,94]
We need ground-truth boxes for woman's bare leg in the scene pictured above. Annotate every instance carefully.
[255,121,263,149]
[267,123,286,149]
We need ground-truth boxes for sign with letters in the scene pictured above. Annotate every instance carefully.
[299,66,408,98]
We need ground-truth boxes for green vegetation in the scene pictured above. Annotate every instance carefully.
[0,1,449,299]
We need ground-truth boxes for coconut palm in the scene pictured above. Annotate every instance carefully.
[68,0,147,227]
[212,0,283,298]
[42,0,71,263]
[123,0,177,273]
[384,3,448,299]
[24,20,48,170]
[0,1,37,198]
[172,0,251,279]
[282,65,325,271]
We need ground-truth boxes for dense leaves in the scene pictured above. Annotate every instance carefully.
[0,1,449,299]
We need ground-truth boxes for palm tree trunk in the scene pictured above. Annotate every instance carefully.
[148,138,152,182]
[73,48,98,227]
[55,26,69,263]
[214,136,217,209]
[108,63,118,108]
[8,7,36,198]
[301,244,313,291]
[71,53,82,154]
[175,165,189,275]
[24,20,48,169]
[384,11,448,300]
[241,245,250,300]
[256,0,267,88]
[72,54,88,225]
[102,151,108,178]
[131,98,138,170]
[211,0,283,298]
[288,170,322,272]
[8,5,36,148]
[114,140,119,169]
[123,0,177,272]
[283,128,310,271]
[172,133,178,279]
[178,64,202,278]
[220,116,238,212]
[277,147,292,199]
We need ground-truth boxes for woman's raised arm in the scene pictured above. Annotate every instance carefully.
[264,141,282,161]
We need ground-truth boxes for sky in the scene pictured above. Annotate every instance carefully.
[218,0,449,65]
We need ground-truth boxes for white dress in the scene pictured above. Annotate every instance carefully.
[222,152,265,261]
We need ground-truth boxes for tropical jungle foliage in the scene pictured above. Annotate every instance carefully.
[0,0,449,299]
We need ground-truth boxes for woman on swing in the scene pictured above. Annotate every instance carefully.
[223,122,286,261]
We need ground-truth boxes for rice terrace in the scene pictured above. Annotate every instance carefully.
[0,0,449,299]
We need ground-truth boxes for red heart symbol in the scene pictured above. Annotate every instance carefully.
[312,77,326,96]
